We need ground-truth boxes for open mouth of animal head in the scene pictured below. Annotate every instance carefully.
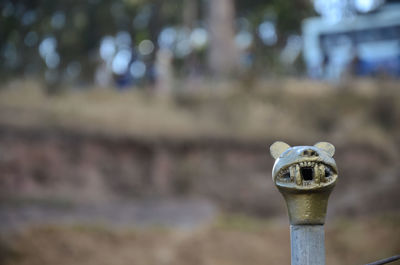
[275,161,337,187]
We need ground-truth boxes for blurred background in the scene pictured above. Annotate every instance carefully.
[0,0,400,264]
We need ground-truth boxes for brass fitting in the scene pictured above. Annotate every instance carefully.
[270,142,338,225]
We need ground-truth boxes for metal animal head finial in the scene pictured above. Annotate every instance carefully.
[270,141,338,225]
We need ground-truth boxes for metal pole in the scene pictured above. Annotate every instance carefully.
[270,141,338,265]
[290,225,325,265]
[365,255,400,265]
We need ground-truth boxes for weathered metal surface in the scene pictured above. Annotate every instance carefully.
[270,141,338,225]
[270,142,399,265]
[290,225,325,265]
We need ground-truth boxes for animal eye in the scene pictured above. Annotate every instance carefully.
[325,168,331,177]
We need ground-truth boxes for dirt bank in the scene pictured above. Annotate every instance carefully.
[0,125,399,218]
[0,215,399,265]
[0,79,399,217]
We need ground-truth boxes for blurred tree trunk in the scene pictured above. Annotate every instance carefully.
[183,0,200,79]
[184,0,198,29]
[206,0,239,77]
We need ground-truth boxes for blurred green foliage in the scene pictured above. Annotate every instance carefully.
[0,0,313,84]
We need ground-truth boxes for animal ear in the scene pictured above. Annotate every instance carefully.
[270,141,291,159]
[314,142,335,156]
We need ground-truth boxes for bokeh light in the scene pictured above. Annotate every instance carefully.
[100,36,116,62]
[258,21,277,46]
[130,60,146,78]
[112,49,132,75]
[138,39,155,56]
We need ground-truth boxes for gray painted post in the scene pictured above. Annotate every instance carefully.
[290,225,325,265]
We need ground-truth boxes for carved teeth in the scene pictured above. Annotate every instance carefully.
[294,164,302,185]
[319,164,326,182]
[314,164,321,184]
[277,162,334,186]
[290,166,295,181]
